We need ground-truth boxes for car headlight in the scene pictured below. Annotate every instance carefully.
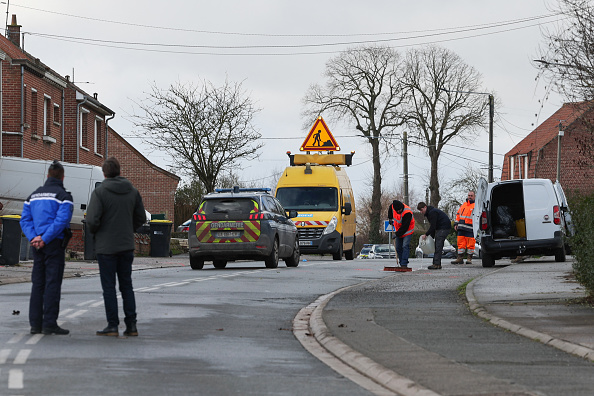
[323,216,338,235]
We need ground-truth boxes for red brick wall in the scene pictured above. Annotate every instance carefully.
[107,127,179,220]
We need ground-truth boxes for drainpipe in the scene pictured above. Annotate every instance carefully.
[76,95,88,164]
[20,65,23,157]
[60,87,65,161]
[104,113,115,158]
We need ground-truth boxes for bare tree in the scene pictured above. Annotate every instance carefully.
[403,45,489,207]
[536,0,594,102]
[302,45,408,243]
[131,79,263,192]
[441,163,487,218]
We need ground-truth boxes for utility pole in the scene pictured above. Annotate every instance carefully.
[488,95,494,183]
[403,131,409,206]
[557,121,564,182]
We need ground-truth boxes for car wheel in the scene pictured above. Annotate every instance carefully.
[481,252,495,267]
[265,238,279,268]
[554,246,566,262]
[190,255,204,270]
[344,241,355,261]
[213,260,227,269]
[332,242,343,261]
[285,238,300,267]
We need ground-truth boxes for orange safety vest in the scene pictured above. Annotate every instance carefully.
[455,200,475,233]
[392,204,415,237]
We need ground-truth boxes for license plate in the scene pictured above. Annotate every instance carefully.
[215,231,241,238]
[299,240,313,246]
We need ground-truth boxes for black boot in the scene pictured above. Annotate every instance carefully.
[42,326,69,335]
[124,322,138,337]
[96,326,119,336]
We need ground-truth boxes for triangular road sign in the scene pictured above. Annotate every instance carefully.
[300,117,340,151]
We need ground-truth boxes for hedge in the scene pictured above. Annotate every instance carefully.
[568,194,594,297]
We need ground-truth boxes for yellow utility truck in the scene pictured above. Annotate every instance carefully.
[275,152,356,260]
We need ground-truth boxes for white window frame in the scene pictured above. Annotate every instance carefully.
[43,95,51,136]
[79,108,90,150]
[94,116,103,154]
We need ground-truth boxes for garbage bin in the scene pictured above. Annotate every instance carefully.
[149,220,173,257]
[82,220,96,260]
[0,215,23,266]
[19,235,34,261]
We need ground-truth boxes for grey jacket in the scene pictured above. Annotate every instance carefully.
[86,176,146,254]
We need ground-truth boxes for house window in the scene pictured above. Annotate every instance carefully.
[79,108,89,149]
[43,95,51,136]
[94,117,103,154]
[31,89,37,135]
[53,104,60,125]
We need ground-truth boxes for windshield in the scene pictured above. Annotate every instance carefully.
[201,198,258,215]
[276,187,338,211]
[360,248,371,254]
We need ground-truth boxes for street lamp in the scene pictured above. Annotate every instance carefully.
[439,88,494,182]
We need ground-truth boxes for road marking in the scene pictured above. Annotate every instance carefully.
[25,335,43,345]
[76,300,97,307]
[59,309,74,316]
[13,350,31,365]
[8,369,23,389]
[66,310,87,319]
[7,335,24,345]
[0,349,11,364]
[90,301,104,308]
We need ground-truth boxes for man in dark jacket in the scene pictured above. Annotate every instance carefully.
[20,160,73,335]
[417,202,451,270]
[86,157,146,337]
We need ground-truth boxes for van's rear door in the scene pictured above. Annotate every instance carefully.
[472,177,488,238]
[553,181,575,236]
[523,180,558,240]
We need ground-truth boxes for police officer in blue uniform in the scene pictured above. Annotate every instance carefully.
[20,160,73,335]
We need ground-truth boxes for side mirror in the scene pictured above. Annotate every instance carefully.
[342,202,352,215]
[288,210,298,218]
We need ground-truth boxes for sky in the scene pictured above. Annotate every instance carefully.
[5,0,566,205]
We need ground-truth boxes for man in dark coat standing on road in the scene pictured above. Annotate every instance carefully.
[417,202,451,270]
[20,160,73,335]
[86,157,146,337]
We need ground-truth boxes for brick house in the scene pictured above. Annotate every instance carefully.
[0,15,179,252]
[500,101,594,197]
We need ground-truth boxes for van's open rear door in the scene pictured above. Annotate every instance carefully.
[472,177,489,239]
[553,181,575,236]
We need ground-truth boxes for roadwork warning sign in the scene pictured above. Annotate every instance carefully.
[300,117,340,151]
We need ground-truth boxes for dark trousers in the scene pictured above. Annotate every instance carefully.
[97,251,137,327]
[29,238,66,329]
[433,229,450,266]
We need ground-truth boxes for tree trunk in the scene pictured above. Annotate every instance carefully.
[429,151,441,207]
[369,138,383,243]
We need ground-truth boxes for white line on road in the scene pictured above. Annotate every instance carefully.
[66,310,88,319]
[90,301,104,308]
[0,349,11,364]
[76,300,97,307]
[8,369,23,389]
[6,335,24,345]
[59,309,74,316]
[25,335,43,345]
[13,350,31,365]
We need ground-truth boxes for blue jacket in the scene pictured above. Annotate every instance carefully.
[20,177,74,244]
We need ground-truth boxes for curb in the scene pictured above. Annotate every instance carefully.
[466,268,594,362]
[294,283,440,396]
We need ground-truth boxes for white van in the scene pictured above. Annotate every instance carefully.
[472,177,574,267]
[0,157,104,228]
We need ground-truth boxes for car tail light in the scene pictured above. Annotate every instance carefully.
[193,214,206,221]
[182,226,189,232]
[553,205,561,225]
[249,213,264,220]
[480,211,488,230]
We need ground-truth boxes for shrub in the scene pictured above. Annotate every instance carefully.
[568,194,594,296]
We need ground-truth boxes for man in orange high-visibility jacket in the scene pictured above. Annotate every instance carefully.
[452,191,476,264]
[387,200,415,269]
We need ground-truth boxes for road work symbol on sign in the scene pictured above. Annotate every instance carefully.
[300,117,340,151]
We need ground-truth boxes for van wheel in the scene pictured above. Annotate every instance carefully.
[554,247,566,262]
[344,243,355,260]
[213,260,227,269]
[285,238,300,267]
[332,243,343,261]
[481,253,495,267]
[265,238,279,268]
[190,256,204,270]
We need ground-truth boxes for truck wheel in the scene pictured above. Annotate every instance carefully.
[332,243,343,261]
[285,239,300,267]
[213,260,227,269]
[481,253,495,267]
[265,238,279,268]
[554,247,566,262]
[190,256,204,270]
[344,243,355,260]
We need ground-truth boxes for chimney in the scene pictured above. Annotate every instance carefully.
[7,14,21,48]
